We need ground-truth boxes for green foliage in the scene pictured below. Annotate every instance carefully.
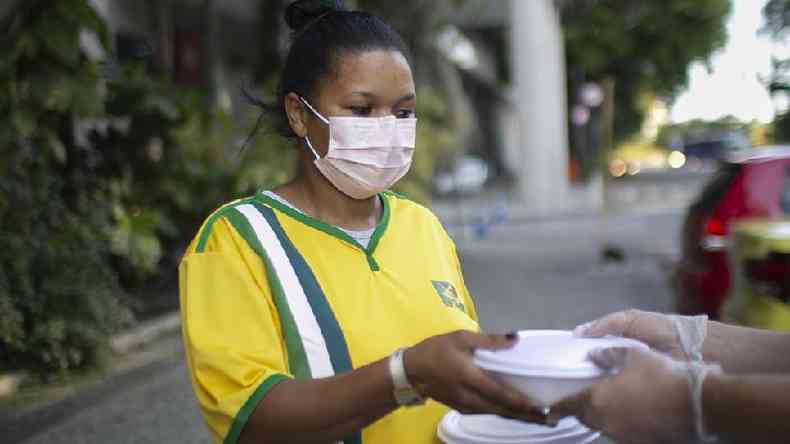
[0,156,130,376]
[762,0,790,142]
[562,0,731,141]
[0,0,131,377]
[763,0,790,40]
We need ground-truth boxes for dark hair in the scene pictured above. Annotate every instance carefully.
[244,0,410,145]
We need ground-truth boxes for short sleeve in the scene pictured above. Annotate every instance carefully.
[179,218,291,444]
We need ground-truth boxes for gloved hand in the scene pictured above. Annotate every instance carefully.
[549,347,719,444]
[574,310,708,362]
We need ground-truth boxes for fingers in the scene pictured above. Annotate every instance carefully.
[574,311,633,338]
[588,347,631,371]
[457,387,548,424]
[461,331,518,351]
[547,388,592,427]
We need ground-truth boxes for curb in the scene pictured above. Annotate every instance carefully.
[0,310,182,400]
[110,311,182,355]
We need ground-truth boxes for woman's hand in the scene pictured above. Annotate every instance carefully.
[574,310,687,360]
[549,347,693,444]
[404,330,546,423]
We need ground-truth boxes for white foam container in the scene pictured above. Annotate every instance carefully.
[438,410,600,444]
[474,330,648,406]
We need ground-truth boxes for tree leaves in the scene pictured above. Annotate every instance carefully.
[561,0,731,140]
[762,0,790,40]
[0,0,125,378]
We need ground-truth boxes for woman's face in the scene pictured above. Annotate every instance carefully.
[288,49,416,157]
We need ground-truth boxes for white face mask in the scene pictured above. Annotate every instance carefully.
[300,97,416,200]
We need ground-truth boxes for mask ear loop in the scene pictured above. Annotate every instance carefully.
[299,97,330,124]
[304,135,321,160]
[299,96,329,160]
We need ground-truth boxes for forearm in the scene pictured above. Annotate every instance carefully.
[703,321,790,373]
[240,358,398,444]
[703,372,790,442]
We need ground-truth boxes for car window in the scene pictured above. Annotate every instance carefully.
[691,163,741,213]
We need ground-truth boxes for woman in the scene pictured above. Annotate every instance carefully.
[178,2,541,443]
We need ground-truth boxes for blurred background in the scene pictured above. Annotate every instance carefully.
[4,0,790,443]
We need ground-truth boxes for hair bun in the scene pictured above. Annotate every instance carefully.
[284,0,347,32]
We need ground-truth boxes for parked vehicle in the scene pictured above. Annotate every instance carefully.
[434,156,490,196]
[673,147,790,318]
[724,220,790,330]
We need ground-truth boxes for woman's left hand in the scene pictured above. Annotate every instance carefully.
[548,347,693,444]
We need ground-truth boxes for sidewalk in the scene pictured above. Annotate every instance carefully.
[432,192,689,248]
[433,172,707,226]
[0,314,184,444]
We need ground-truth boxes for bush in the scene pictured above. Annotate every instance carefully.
[0,152,130,377]
[0,0,132,377]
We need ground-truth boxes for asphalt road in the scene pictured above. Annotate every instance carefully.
[459,209,682,333]
[13,172,708,444]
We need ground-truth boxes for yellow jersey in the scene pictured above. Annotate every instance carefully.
[179,191,479,444]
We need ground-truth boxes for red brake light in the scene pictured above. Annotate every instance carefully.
[704,217,727,236]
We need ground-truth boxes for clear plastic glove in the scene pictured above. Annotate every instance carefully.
[574,310,708,362]
[548,347,694,444]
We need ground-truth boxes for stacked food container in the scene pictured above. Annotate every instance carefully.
[438,410,598,444]
[437,330,648,444]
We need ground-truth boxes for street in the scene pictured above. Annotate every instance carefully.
[461,210,680,333]
[11,171,709,444]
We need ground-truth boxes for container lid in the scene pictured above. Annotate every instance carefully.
[474,330,648,378]
[457,412,583,439]
[438,410,599,444]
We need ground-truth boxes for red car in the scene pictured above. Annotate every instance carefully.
[674,147,790,318]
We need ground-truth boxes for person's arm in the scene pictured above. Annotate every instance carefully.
[703,321,790,373]
[242,331,545,444]
[703,372,790,442]
[576,310,790,373]
[550,347,790,444]
[240,358,395,444]
[548,347,693,444]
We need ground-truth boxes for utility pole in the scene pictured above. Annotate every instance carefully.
[511,0,570,213]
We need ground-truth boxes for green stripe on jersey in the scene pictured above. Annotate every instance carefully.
[195,197,255,253]
[252,202,360,444]
[224,208,312,379]
[254,191,390,272]
[223,373,289,444]
[253,202,355,375]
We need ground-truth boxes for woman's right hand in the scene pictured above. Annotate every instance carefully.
[404,330,546,423]
[573,310,687,360]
